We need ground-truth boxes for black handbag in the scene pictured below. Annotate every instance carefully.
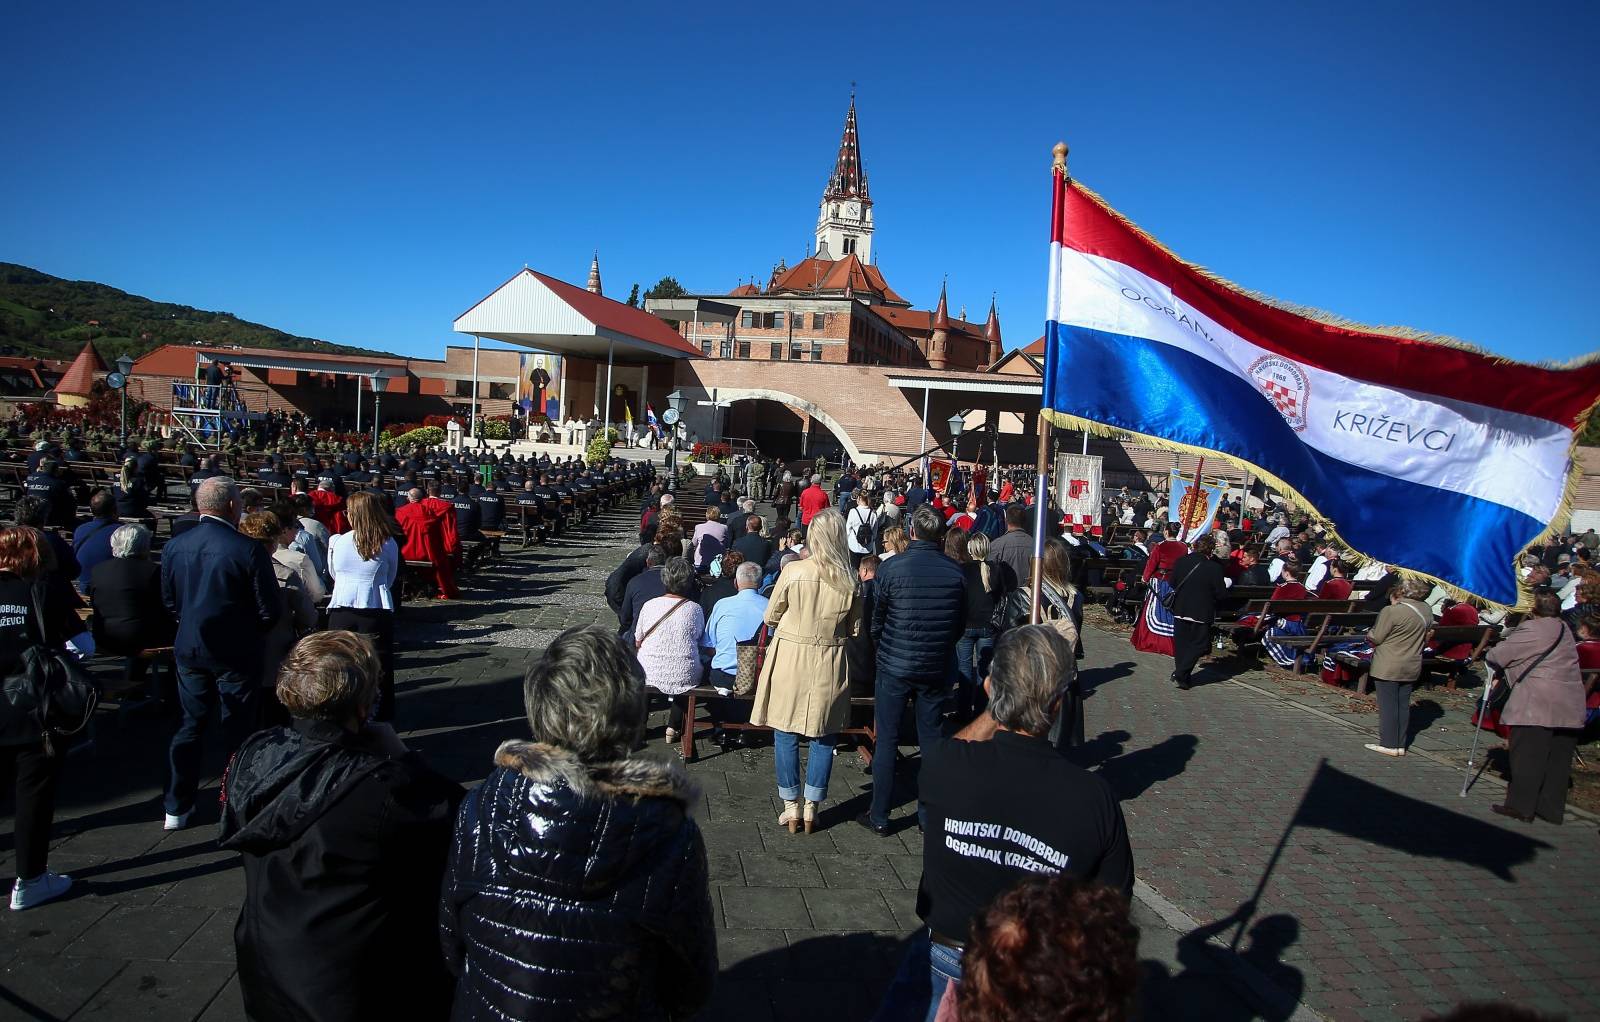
[0,584,100,753]
[989,587,1033,635]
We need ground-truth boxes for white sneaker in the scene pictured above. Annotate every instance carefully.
[664,728,680,744]
[163,810,193,831]
[10,872,73,911]
[1364,743,1405,757]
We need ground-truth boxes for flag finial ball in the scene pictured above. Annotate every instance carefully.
[1052,141,1069,175]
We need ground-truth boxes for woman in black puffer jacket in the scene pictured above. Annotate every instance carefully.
[440,624,717,1021]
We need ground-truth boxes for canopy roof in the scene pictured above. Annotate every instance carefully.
[195,349,407,379]
[454,268,702,363]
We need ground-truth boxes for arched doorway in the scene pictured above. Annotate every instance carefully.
[722,397,855,464]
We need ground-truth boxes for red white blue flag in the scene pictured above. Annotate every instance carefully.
[1042,173,1600,605]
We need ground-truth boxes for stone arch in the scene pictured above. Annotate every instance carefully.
[711,388,866,466]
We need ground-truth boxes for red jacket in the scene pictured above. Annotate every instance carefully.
[798,484,830,526]
[307,488,348,535]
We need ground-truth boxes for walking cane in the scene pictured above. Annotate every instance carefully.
[1460,674,1496,798]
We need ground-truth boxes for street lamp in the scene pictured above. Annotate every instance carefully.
[112,353,136,445]
[369,375,389,457]
[665,389,687,492]
[947,411,966,459]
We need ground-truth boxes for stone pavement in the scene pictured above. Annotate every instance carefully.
[2,497,1596,1021]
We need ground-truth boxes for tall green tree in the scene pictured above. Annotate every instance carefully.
[626,283,640,308]
[643,276,687,301]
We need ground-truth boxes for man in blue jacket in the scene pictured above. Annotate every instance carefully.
[160,476,281,831]
[861,503,966,835]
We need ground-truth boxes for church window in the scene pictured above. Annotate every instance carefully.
[842,237,857,255]
[812,312,825,330]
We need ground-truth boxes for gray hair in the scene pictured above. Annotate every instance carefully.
[910,503,943,542]
[109,523,152,559]
[194,476,238,516]
[522,624,647,761]
[988,625,1073,736]
[810,474,821,485]
[661,556,694,596]
[659,492,674,507]
[735,561,762,588]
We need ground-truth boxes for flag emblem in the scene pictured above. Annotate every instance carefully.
[1248,355,1311,432]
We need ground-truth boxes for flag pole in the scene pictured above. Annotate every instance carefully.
[1179,457,1206,540]
[1031,141,1070,625]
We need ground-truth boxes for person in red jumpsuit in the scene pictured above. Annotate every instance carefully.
[1132,523,1190,656]
[397,485,460,599]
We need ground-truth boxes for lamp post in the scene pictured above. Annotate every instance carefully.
[666,389,687,492]
[946,412,967,498]
[114,353,136,446]
[369,375,388,457]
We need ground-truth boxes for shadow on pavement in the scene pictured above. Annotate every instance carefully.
[1098,735,1201,801]
[1141,900,1304,1022]
[692,931,911,1021]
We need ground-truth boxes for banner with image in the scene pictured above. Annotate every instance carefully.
[517,353,561,421]
[1054,453,1103,534]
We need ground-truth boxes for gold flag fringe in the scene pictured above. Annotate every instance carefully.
[1048,179,1600,612]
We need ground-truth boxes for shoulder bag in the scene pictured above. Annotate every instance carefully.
[733,624,769,696]
[0,583,100,753]
[1160,560,1197,612]
[635,597,692,653]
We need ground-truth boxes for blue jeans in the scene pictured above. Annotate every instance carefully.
[953,628,994,719]
[872,930,962,1022]
[166,662,258,815]
[773,730,838,802]
[870,670,949,828]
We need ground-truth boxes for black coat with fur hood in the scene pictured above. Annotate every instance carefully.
[440,740,717,1021]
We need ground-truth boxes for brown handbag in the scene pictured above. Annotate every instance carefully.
[733,625,769,696]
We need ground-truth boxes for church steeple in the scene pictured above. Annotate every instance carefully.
[815,90,874,264]
[823,92,869,202]
[928,280,951,371]
[985,296,1002,367]
[586,252,603,295]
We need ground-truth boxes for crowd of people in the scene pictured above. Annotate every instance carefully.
[4,422,1595,1019]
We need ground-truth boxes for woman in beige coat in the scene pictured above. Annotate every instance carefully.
[1364,578,1434,757]
[749,508,861,834]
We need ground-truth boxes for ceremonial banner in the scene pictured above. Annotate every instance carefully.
[1041,171,1600,605]
[1167,469,1225,543]
[1054,453,1103,532]
[517,353,560,420]
[929,458,955,496]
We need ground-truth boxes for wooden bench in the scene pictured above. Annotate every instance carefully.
[1262,610,1380,673]
[1343,623,1503,694]
[680,686,878,765]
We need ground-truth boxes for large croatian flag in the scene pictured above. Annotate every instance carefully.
[1043,176,1600,605]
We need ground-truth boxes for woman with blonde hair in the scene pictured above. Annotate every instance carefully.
[328,490,400,720]
[114,456,151,519]
[750,507,862,833]
[955,530,1011,721]
[881,524,908,559]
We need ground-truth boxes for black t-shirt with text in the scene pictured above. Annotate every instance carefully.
[916,730,1134,940]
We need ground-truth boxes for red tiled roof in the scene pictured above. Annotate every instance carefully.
[1023,335,1046,355]
[769,254,908,305]
[871,306,985,339]
[529,271,703,357]
[728,283,761,296]
[55,341,102,396]
[133,344,409,378]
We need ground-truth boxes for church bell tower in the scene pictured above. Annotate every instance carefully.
[815,92,874,262]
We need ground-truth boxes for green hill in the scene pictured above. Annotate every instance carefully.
[0,262,395,364]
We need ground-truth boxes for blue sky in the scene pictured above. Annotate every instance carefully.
[4,1,1596,363]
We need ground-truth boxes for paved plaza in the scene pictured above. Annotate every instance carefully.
[2,498,1597,1022]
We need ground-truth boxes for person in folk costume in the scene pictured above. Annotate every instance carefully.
[1131,521,1189,656]
[396,486,460,599]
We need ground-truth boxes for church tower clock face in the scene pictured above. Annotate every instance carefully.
[844,201,860,220]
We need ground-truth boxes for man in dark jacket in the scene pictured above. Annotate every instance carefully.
[987,504,1035,590]
[1168,532,1230,690]
[221,632,462,1022]
[731,514,772,568]
[862,503,967,835]
[607,538,658,618]
[160,476,281,830]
